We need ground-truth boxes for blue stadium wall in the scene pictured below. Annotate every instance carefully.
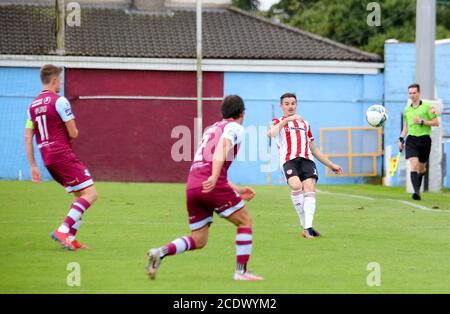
[225,72,384,185]
[0,65,384,186]
[384,41,450,188]
[0,67,384,185]
[3,46,448,188]
[0,67,58,181]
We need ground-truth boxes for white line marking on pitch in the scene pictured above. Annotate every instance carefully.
[316,189,449,213]
[316,189,374,200]
[395,200,448,212]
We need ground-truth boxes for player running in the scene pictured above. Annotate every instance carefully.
[25,64,98,251]
[267,93,343,239]
[147,95,263,281]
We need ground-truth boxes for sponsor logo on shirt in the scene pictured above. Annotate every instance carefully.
[288,126,306,131]
[287,169,293,175]
[31,99,43,107]
[43,96,51,104]
[190,162,208,171]
[37,141,54,148]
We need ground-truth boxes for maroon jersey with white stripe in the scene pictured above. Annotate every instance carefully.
[272,116,314,166]
[28,91,76,165]
[187,119,244,190]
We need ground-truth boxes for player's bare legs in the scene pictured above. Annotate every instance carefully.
[409,157,425,200]
[287,176,305,231]
[73,185,98,204]
[226,207,263,281]
[301,178,320,239]
[51,185,98,251]
[189,226,209,249]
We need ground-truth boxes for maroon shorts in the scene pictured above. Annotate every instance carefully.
[186,185,244,231]
[46,157,94,193]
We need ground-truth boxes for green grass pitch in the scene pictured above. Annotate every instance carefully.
[0,181,449,293]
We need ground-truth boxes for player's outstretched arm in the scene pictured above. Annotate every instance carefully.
[202,138,233,193]
[267,114,303,138]
[25,128,41,183]
[228,181,255,201]
[309,141,343,175]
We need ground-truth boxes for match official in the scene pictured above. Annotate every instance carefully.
[398,83,439,200]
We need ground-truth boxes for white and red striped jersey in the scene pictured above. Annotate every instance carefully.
[272,116,315,166]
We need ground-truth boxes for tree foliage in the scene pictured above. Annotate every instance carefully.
[264,0,450,57]
[232,0,260,11]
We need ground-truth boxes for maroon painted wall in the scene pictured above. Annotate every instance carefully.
[65,69,223,182]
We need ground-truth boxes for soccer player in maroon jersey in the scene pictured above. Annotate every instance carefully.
[25,64,98,251]
[268,93,343,239]
[147,95,263,281]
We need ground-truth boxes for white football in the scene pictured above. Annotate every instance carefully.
[366,104,388,127]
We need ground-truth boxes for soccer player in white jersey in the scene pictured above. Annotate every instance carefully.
[268,93,343,239]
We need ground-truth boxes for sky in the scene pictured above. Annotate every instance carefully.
[259,0,279,11]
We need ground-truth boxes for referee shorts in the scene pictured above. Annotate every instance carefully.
[405,135,432,163]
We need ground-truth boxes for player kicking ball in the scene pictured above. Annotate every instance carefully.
[25,64,98,251]
[268,93,343,239]
[147,95,263,281]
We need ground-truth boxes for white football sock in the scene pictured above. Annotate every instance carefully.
[290,189,305,228]
[303,192,316,229]
[57,224,70,233]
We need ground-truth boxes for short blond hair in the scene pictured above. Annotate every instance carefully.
[40,64,62,84]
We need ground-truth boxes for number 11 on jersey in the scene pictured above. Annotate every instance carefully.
[36,115,49,141]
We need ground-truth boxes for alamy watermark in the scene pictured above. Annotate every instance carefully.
[66,262,81,287]
[64,2,81,27]
[170,119,278,173]
[367,2,381,27]
[366,262,381,287]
